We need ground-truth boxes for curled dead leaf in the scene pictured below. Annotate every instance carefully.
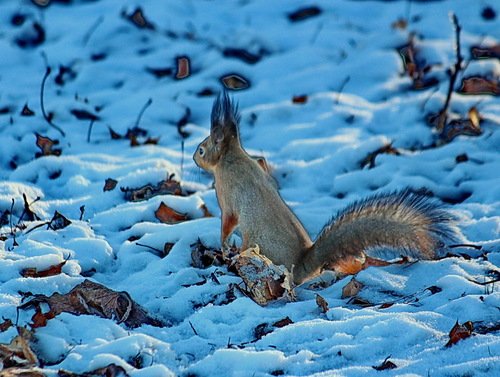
[121,174,183,201]
[155,202,189,224]
[0,327,38,369]
[445,321,474,347]
[373,356,397,371]
[20,260,66,278]
[221,74,250,90]
[35,133,61,158]
[459,76,500,96]
[176,56,190,79]
[47,211,71,231]
[315,294,329,313]
[341,277,364,299]
[103,178,118,192]
[18,279,164,329]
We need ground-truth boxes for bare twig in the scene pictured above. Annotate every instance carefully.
[87,119,95,143]
[449,243,483,250]
[82,16,104,46]
[335,76,351,104]
[134,98,153,129]
[432,13,464,131]
[136,242,165,257]
[40,67,66,137]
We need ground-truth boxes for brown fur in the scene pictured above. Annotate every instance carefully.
[194,94,460,285]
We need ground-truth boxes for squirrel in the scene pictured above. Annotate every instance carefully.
[193,92,461,285]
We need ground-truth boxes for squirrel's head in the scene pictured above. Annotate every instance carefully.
[193,92,241,172]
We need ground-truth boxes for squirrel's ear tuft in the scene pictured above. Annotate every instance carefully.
[211,91,240,142]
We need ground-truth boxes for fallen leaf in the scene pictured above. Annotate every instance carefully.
[108,126,122,140]
[373,356,397,371]
[273,317,293,328]
[145,66,173,79]
[70,109,99,121]
[232,245,295,305]
[223,48,262,64]
[30,305,55,328]
[47,211,71,230]
[360,143,400,169]
[103,178,118,192]
[292,95,308,104]
[459,76,500,96]
[35,133,61,158]
[199,203,213,218]
[391,18,408,30]
[18,279,164,329]
[0,327,38,369]
[58,364,129,377]
[20,260,66,278]
[315,294,329,313]
[20,104,35,116]
[0,318,13,332]
[397,37,438,90]
[190,239,227,268]
[175,56,190,79]
[481,6,496,21]
[155,202,189,224]
[287,6,322,22]
[441,110,482,142]
[221,74,250,90]
[22,193,40,222]
[445,321,474,347]
[123,7,155,30]
[121,175,183,201]
[341,278,364,299]
[470,44,500,59]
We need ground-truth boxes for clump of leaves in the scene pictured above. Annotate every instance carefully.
[121,174,183,201]
[19,279,165,329]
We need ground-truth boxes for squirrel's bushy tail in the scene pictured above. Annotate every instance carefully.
[295,189,462,283]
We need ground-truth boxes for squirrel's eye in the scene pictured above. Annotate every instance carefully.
[199,147,205,156]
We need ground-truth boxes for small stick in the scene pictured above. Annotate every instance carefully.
[82,15,104,46]
[40,67,66,137]
[134,98,153,129]
[335,76,350,104]
[441,14,464,119]
[87,119,95,143]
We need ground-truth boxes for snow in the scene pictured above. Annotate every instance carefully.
[0,0,499,376]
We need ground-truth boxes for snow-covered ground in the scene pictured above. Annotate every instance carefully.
[0,0,499,376]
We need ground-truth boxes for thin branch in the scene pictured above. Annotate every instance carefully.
[40,67,66,137]
[449,243,482,250]
[136,242,164,257]
[87,119,95,143]
[82,16,104,46]
[442,13,464,118]
[134,98,153,129]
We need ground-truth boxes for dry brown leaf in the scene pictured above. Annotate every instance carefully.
[176,56,190,79]
[20,260,66,278]
[155,202,189,224]
[273,317,293,328]
[0,327,38,369]
[391,18,408,30]
[103,178,118,192]
[221,74,250,90]
[199,203,213,218]
[471,44,500,60]
[190,239,227,268]
[459,76,500,96]
[341,278,364,299]
[18,279,164,329]
[123,7,155,30]
[35,133,61,158]
[315,294,329,313]
[47,211,71,230]
[441,108,482,142]
[0,318,13,333]
[232,245,295,305]
[121,175,183,201]
[57,364,129,377]
[373,356,397,371]
[445,321,474,347]
[292,95,308,104]
[360,144,400,169]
